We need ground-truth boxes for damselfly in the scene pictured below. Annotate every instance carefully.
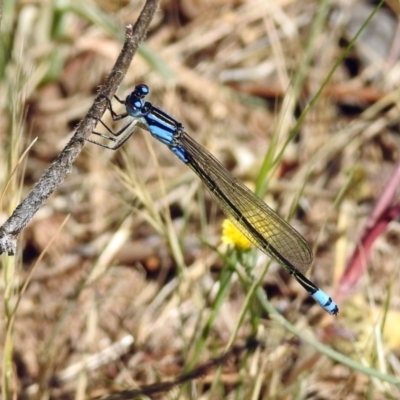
[86,85,339,315]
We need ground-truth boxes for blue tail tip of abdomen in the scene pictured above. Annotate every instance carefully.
[312,290,339,315]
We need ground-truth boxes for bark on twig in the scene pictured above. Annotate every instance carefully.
[0,0,160,255]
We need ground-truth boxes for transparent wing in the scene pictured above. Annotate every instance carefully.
[179,131,313,273]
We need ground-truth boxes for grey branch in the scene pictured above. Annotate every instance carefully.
[0,0,160,255]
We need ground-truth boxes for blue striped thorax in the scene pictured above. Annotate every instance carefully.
[125,85,189,163]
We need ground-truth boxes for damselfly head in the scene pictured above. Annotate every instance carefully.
[133,84,150,99]
[126,85,150,116]
[125,96,153,118]
[126,97,144,117]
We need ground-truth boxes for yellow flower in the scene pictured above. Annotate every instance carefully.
[221,219,252,252]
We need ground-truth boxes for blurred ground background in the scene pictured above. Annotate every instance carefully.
[1,0,400,399]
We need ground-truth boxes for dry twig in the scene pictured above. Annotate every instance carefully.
[0,0,160,255]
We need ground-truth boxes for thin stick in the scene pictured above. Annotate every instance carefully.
[0,0,160,255]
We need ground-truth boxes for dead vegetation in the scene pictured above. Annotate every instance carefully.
[1,0,400,398]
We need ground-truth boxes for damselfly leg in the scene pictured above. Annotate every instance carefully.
[86,95,137,150]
